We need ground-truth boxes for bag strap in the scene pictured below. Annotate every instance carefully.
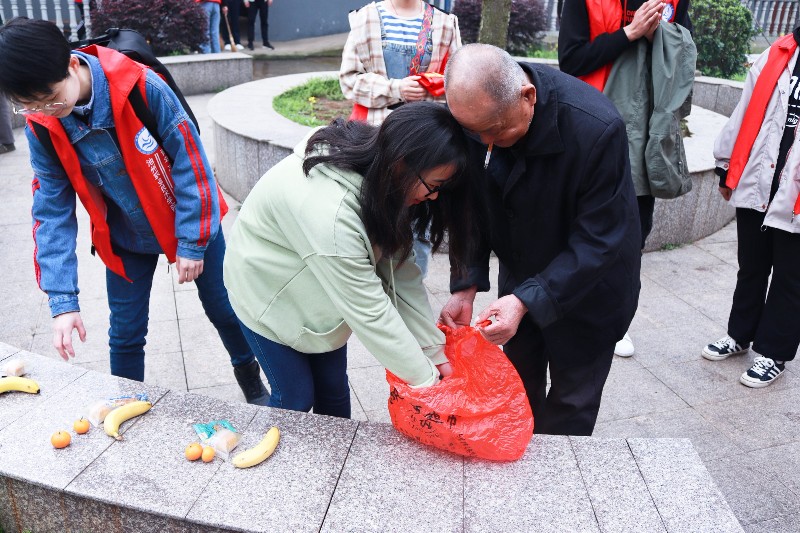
[409,3,434,76]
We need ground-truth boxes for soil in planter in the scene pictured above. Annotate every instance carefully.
[312,98,352,124]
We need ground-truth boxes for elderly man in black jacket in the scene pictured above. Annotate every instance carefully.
[441,44,641,436]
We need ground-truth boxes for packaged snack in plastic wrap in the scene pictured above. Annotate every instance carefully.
[86,393,150,427]
[193,420,240,460]
[1,359,26,377]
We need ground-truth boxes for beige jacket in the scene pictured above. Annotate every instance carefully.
[339,1,461,125]
[715,46,800,233]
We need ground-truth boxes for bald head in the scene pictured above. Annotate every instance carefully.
[445,43,528,112]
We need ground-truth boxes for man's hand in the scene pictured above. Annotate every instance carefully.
[400,75,426,102]
[624,0,664,42]
[476,295,528,345]
[439,287,477,329]
[222,5,228,14]
[719,186,733,201]
[176,256,204,284]
[52,312,86,361]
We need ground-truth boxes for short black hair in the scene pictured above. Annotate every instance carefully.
[0,17,71,100]
[303,102,475,269]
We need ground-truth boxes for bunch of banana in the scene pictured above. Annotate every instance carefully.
[232,426,280,469]
[104,400,152,440]
[0,376,40,395]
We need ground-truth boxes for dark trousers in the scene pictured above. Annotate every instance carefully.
[728,208,800,362]
[220,0,242,45]
[637,194,656,250]
[247,0,269,45]
[106,233,254,381]
[503,318,615,436]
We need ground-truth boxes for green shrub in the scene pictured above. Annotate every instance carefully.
[91,0,207,55]
[691,0,755,78]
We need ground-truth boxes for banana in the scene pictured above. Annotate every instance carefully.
[0,376,40,394]
[232,426,280,468]
[103,400,152,440]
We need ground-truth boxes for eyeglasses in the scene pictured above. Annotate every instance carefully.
[417,174,450,199]
[11,100,68,115]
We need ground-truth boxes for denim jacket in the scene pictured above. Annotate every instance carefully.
[27,51,222,316]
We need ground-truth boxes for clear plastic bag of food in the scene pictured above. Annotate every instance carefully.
[86,393,150,427]
[1,359,26,377]
[193,420,241,460]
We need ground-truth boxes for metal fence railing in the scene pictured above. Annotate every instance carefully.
[746,0,800,38]
[1,0,93,42]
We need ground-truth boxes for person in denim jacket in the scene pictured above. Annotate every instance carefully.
[0,18,269,405]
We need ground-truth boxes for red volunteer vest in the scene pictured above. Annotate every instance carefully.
[581,0,680,91]
[28,46,227,281]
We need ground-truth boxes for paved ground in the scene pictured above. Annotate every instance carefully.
[2,92,800,532]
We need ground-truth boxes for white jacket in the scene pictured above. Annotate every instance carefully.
[714,46,800,233]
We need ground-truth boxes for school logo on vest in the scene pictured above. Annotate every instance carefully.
[662,3,675,22]
[135,127,159,155]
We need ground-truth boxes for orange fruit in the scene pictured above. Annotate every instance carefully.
[51,431,71,449]
[185,442,203,461]
[73,418,90,434]
[201,446,215,463]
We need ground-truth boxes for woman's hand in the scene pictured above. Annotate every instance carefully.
[400,75,426,102]
[624,0,664,42]
[436,361,453,379]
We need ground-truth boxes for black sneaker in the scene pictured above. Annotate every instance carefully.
[263,40,274,50]
[740,357,785,388]
[0,143,15,155]
[246,42,254,51]
[702,335,750,361]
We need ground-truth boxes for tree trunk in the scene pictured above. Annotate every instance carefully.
[478,0,512,49]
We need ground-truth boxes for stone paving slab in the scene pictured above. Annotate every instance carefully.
[321,422,463,533]
[0,350,87,430]
[186,407,358,532]
[65,390,256,520]
[0,365,168,491]
[464,435,600,532]
[628,438,742,532]
[571,437,666,533]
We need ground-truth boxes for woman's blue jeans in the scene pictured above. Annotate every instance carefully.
[239,323,351,418]
[106,232,253,381]
[200,1,221,53]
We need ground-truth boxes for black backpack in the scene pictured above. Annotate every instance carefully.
[31,28,199,163]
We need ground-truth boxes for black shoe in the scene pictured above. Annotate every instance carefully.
[263,41,274,50]
[702,335,750,361]
[740,357,785,388]
[0,143,15,155]
[233,359,270,406]
[246,42,254,51]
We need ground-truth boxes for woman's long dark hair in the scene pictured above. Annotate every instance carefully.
[303,101,474,271]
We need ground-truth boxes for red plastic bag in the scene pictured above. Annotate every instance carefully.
[386,325,534,461]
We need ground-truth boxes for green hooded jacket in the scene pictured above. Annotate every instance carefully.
[223,132,444,388]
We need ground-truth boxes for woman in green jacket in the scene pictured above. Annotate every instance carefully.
[223,102,473,418]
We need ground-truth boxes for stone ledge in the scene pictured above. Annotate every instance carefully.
[0,343,742,533]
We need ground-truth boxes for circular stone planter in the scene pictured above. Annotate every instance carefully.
[208,68,735,250]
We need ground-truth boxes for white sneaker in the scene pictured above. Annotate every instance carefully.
[614,332,635,357]
[223,44,232,51]
[236,43,244,50]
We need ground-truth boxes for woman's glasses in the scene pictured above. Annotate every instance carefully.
[417,174,450,198]
[11,101,68,115]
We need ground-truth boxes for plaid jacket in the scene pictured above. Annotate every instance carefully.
[340,1,461,125]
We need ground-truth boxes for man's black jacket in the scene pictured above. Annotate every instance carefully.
[452,62,642,354]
